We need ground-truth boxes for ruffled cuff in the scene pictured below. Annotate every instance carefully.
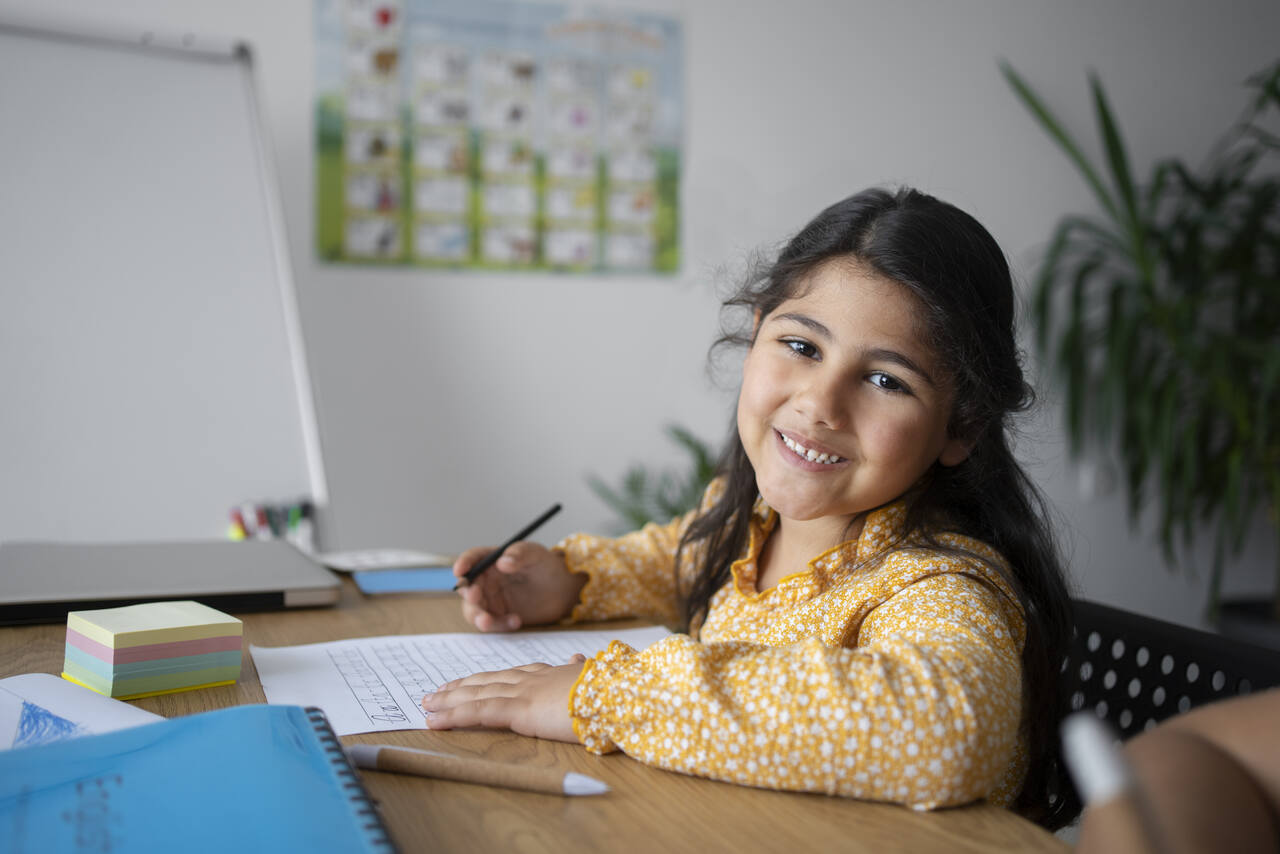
[567,640,641,753]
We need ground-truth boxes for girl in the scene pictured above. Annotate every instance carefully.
[424,187,1076,828]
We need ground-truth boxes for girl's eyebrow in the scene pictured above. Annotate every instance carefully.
[770,311,938,387]
[771,312,832,338]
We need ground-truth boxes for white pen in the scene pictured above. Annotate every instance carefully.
[1061,712,1134,806]
[1061,712,1165,854]
[345,743,609,797]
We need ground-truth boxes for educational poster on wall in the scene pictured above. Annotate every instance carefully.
[315,0,683,273]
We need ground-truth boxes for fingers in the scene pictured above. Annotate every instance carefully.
[464,601,521,632]
[455,546,518,631]
[452,540,574,630]
[422,665,553,729]
[424,695,523,732]
[458,576,503,611]
[451,545,495,582]
[453,542,537,587]
[435,663,553,692]
[494,541,541,574]
[422,662,582,742]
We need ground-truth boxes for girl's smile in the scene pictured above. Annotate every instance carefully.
[775,428,848,468]
[736,258,971,541]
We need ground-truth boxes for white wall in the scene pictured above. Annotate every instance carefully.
[3,0,1276,628]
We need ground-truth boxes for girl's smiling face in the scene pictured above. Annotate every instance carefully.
[736,258,971,530]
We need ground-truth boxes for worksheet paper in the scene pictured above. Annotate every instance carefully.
[251,626,671,736]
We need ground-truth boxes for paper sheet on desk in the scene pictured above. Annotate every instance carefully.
[251,626,671,736]
[0,673,162,749]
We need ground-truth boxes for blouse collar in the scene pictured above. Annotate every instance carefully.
[740,497,914,588]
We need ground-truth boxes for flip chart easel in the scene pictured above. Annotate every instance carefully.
[0,17,327,544]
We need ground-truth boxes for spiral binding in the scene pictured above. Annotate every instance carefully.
[306,707,398,852]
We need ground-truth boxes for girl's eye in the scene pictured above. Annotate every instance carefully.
[783,339,818,359]
[869,371,908,393]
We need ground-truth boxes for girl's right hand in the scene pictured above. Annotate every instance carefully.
[452,542,586,632]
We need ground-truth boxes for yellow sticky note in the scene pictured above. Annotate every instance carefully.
[67,600,242,649]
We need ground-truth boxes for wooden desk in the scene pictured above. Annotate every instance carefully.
[3,581,1066,852]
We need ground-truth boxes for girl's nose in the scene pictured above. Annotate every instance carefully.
[792,372,847,429]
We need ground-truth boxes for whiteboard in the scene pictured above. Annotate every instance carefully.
[0,18,327,543]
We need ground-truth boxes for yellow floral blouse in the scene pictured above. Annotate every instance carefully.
[556,486,1027,810]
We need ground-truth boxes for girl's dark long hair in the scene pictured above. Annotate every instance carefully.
[675,187,1077,829]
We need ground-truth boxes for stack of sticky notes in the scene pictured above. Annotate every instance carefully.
[62,601,243,699]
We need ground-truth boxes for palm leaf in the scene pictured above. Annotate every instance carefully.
[1246,59,1280,112]
[1099,280,1136,437]
[1089,73,1153,283]
[1088,79,1140,217]
[1257,347,1280,462]
[1001,61,1122,225]
[586,425,718,533]
[1144,160,1173,221]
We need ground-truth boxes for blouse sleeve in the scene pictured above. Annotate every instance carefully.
[554,480,726,627]
[567,571,1025,810]
[554,514,688,627]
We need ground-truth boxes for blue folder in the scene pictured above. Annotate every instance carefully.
[0,704,395,853]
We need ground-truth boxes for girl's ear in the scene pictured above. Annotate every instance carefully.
[938,437,973,467]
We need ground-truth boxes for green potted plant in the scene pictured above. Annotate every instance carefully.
[1000,59,1280,636]
[587,424,718,533]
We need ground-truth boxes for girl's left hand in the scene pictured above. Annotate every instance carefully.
[422,654,587,743]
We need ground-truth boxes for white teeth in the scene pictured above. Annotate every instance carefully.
[781,434,844,464]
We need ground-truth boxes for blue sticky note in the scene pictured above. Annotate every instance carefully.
[353,567,456,594]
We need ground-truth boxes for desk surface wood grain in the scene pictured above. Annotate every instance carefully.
[2,579,1067,853]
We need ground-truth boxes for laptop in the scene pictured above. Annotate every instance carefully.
[0,540,341,625]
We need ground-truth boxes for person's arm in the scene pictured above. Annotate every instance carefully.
[1074,689,1280,854]
[452,488,710,633]
[569,571,1025,809]
[555,480,727,626]
[553,515,687,626]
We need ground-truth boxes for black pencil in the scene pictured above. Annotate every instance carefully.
[454,503,562,590]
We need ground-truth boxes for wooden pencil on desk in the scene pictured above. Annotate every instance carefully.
[345,743,609,796]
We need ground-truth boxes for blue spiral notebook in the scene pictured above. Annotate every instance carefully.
[0,704,395,853]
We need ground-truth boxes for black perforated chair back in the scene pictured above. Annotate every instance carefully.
[1062,598,1280,738]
